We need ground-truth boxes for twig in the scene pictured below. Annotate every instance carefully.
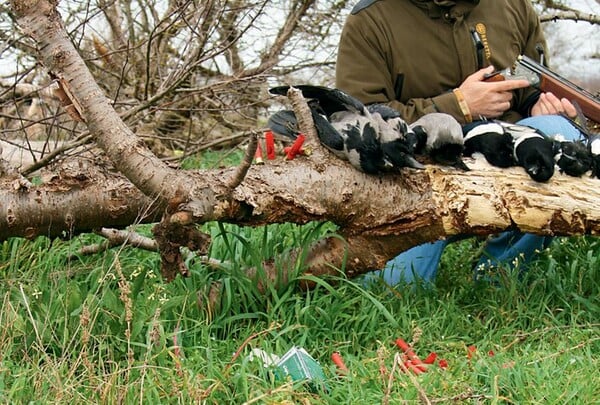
[67,227,157,260]
[383,351,399,405]
[241,382,294,405]
[70,227,226,269]
[225,130,260,190]
[429,389,493,403]
[287,86,318,145]
[526,336,600,365]
[224,323,281,373]
[377,345,390,387]
[540,11,600,24]
[503,324,600,351]
[97,227,156,250]
[395,353,432,405]
[162,131,250,162]
[21,134,93,176]
[539,2,600,24]
[284,86,331,171]
[244,0,316,76]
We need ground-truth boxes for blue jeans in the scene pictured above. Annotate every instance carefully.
[371,115,581,285]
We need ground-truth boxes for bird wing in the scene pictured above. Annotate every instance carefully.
[366,103,402,120]
[269,85,365,117]
[267,110,300,139]
[267,109,346,153]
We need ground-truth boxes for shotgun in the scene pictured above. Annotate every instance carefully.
[486,55,600,123]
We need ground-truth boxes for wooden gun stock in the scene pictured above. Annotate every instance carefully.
[487,55,600,123]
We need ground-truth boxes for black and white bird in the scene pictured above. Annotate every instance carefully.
[365,103,421,153]
[463,119,594,180]
[566,100,600,178]
[268,85,423,174]
[462,121,516,168]
[589,133,600,178]
[550,135,592,177]
[499,122,556,182]
[409,112,470,170]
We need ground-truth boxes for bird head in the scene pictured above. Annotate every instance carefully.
[554,140,592,177]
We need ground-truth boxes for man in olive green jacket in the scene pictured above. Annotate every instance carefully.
[336,0,580,284]
[337,0,576,124]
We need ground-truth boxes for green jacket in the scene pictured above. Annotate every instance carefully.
[335,0,547,124]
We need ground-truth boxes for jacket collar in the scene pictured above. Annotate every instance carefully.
[410,0,480,19]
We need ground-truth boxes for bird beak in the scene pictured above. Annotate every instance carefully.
[454,159,471,171]
[404,155,425,170]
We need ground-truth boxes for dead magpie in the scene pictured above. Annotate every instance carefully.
[550,135,592,177]
[570,102,600,178]
[366,103,421,154]
[462,121,516,168]
[410,113,470,170]
[498,122,556,182]
[589,133,600,178]
[268,85,423,174]
[465,119,593,180]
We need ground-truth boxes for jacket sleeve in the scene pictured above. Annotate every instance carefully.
[335,13,466,123]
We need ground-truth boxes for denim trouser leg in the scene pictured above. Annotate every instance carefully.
[369,240,449,285]
[474,231,552,279]
[517,115,581,141]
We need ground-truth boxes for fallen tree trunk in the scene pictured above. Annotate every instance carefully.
[2,154,599,278]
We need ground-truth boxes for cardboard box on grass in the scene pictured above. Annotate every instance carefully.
[276,346,327,392]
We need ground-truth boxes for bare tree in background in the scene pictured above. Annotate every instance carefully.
[534,0,600,89]
[1,0,348,167]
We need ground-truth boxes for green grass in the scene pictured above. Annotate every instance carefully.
[0,147,597,403]
[0,225,598,403]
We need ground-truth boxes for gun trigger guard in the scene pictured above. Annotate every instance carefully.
[506,65,540,87]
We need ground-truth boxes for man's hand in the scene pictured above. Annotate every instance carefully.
[458,66,530,119]
[530,92,577,118]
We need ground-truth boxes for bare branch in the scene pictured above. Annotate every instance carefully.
[246,0,318,76]
[540,10,600,24]
[20,134,93,175]
[0,169,162,241]
[74,227,158,257]
[225,131,260,190]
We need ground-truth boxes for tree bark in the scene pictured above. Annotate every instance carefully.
[0,164,161,240]
[3,155,600,275]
